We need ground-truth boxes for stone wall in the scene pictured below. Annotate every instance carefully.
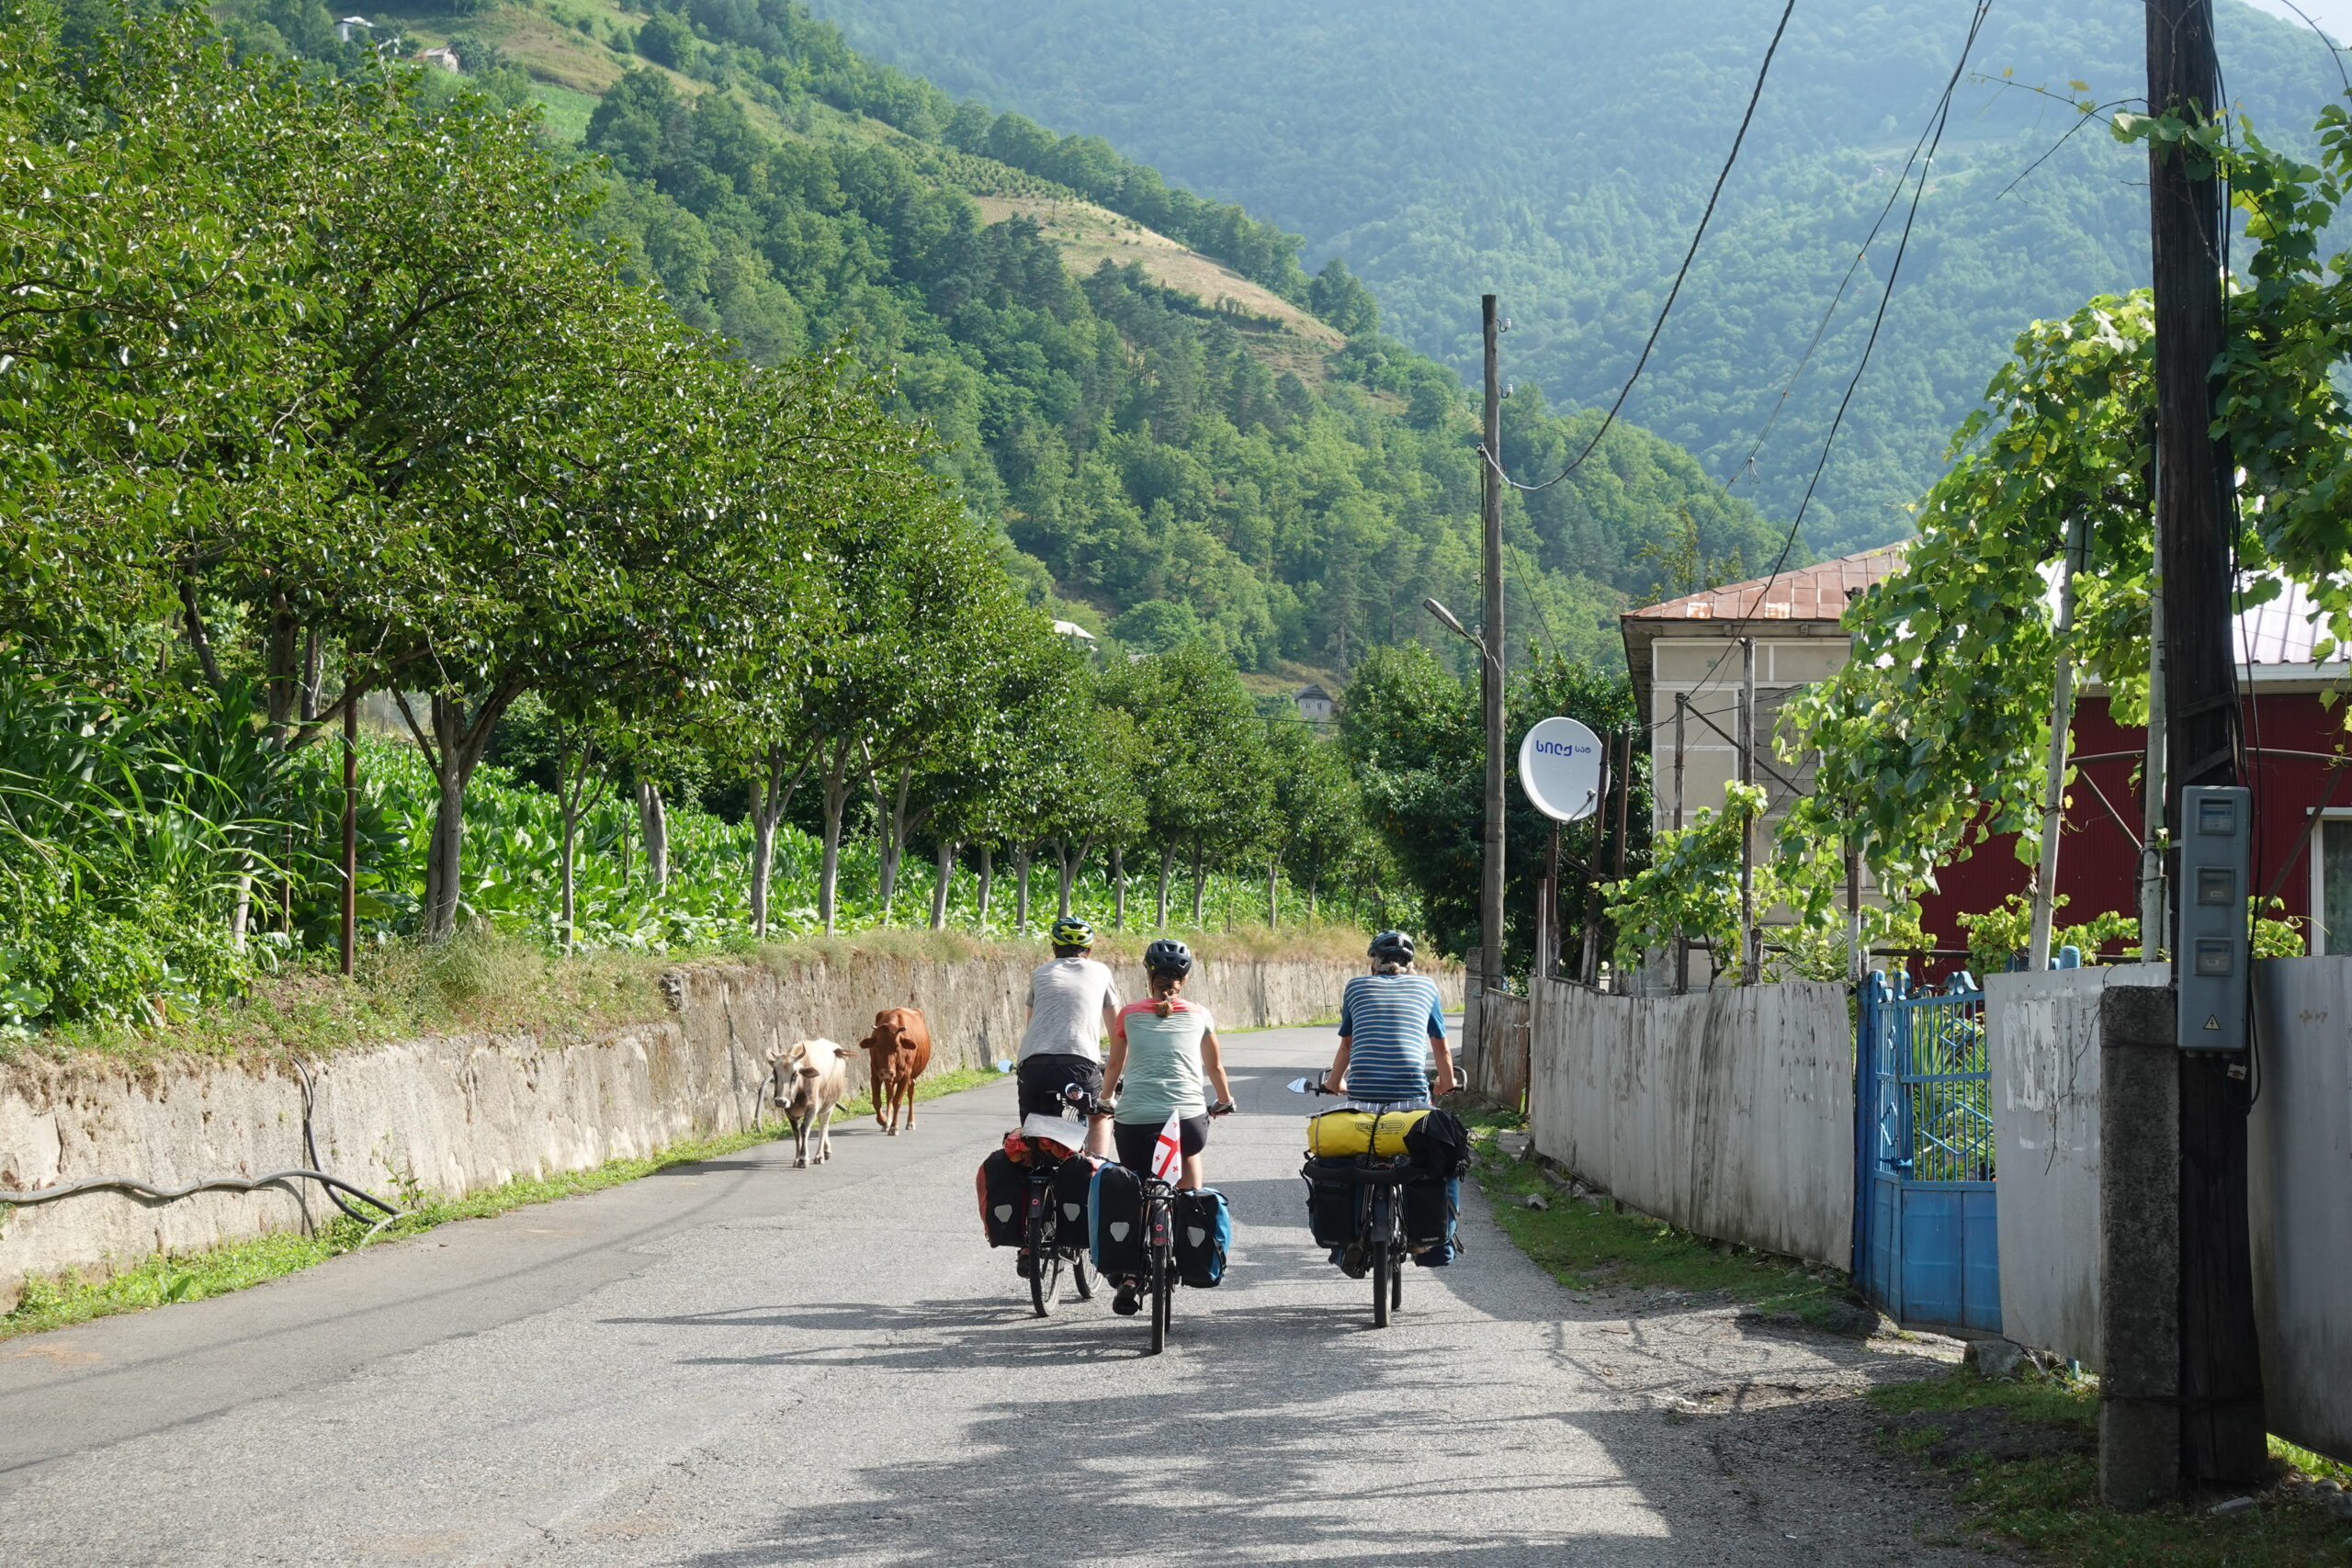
[0,953,1438,1309]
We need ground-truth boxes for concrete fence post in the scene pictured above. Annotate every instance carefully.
[2098,985,2181,1510]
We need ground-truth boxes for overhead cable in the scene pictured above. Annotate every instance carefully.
[1488,0,1798,494]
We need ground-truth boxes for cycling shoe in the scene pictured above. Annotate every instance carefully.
[1334,1242,1369,1280]
[1112,1280,1142,1316]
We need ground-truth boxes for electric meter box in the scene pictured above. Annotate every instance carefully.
[2177,784,2251,1053]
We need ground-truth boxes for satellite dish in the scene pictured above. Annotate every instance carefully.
[1517,716,1605,822]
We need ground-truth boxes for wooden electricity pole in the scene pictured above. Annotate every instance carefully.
[2147,0,2266,1486]
[1480,295,1507,1024]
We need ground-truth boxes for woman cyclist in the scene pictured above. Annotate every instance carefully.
[1100,938,1235,1313]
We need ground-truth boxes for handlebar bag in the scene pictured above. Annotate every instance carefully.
[1174,1187,1232,1288]
[1088,1159,1149,1278]
[977,1147,1026,1247]
[1049,1152,1105,1246]
[1301,1156,1368,1248]
[1305,1107,1430,1158]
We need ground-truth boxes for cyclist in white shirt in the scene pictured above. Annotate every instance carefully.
[1016,916,1122,1156]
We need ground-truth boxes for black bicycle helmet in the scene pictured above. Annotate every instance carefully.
[1143,937,1193,977]
[1368,930,1415,964]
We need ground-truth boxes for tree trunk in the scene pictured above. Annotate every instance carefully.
[636,781,669,894]
[300,628,322,722]
[749,745,808,938]
[560,806,579,953]
[930,840,958,931]
[1157,844,1174,930]
[1013,846,1032,933]
[1267,859,1279,928]
[402,689,517,942]
[978,844,994,927]
[1307,871,1319,922]
[1112,845,1126,930]
[818,749,852,933]
[1056,840,1076,917]
[876,765,910,924]
[1191,839,1206,925]
[264,591,299,741]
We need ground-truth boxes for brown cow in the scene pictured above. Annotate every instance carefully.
[857,1007,933,1134]
[764,1038,852,1168]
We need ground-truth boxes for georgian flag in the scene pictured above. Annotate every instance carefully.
[1150,1112,1184,1182]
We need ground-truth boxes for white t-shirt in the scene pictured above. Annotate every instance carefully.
[1019,957,1123,1064]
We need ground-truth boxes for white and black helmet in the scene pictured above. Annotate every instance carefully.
[1368,930,1415,964]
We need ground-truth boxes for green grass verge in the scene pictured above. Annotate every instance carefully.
[1,1065,1001,1342]
[1465,1114,1865,1330]
[1871,1370,2352,1565]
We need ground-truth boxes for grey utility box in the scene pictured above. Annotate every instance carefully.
[2177,784,2251,1052]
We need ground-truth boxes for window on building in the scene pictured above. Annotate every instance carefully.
[2317,815,2352,956]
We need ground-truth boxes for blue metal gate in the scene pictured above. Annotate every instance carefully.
[1854,971,2000,1333]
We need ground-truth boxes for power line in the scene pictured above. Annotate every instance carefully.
[1648,0,1996,726]
[1723,0,1993,631]
[1490,0,1798,495]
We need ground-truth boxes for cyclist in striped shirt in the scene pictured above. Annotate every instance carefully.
[1321,930,1453,1104]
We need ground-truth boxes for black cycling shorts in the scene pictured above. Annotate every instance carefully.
[1112,1114,1210,1173]
[1017,1053,1103,1119]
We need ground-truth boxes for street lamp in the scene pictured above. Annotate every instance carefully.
[1422,597,1495,670]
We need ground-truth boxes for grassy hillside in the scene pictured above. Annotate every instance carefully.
[233,0,1787,673]
[798,0,2351,556]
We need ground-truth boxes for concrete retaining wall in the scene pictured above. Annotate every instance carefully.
[1526,978,1854,1267]
[1984,964,2165,1371]
[0,953,1429,1308]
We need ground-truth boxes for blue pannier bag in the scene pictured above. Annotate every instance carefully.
[1173,1187,1232,1287]
[1089,1160,1148,1277]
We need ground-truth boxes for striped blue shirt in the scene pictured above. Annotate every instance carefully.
[1337,974,1446,1102]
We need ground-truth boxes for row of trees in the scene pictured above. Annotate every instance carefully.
[0,0,1401,1035]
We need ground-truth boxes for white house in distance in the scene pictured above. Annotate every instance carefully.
[1293,683,1334,725]
[334,15,371,42]
[1620,546,1903,835]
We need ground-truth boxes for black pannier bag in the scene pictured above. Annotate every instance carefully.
[1403,1174,1463,1264]
[977,1147,1026,1247]
[1089,1160,1149,1277]
[1173,1187,1232,1287]
[1302,1156,1365,1249]
[1049,1152,1105,1246]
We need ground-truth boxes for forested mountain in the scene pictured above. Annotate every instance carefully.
[798,0,2350,556]
[252,0,1783,673]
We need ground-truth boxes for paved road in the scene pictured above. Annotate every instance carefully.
[0,1025,1985,1567]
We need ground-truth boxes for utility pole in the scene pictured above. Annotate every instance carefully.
[1739,637,1757,985]
[1674,694,1689,992]
[2147,0,2266,1488]
[1480,294,1507,1032]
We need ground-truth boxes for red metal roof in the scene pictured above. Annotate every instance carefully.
[1624,545,1906,624]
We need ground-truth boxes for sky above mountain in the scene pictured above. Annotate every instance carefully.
[2242,0,2352,42]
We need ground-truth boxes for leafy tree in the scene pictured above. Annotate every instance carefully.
[1341,642,1640,974]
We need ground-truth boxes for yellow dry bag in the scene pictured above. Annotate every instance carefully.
[1305,1106,1430,1158]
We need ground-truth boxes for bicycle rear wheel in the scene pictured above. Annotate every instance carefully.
[1030,1248,1064,1315]
[1371,1238,1393,1327]
[1070,1256,1094,1301]
[1148,1244,1171,1354]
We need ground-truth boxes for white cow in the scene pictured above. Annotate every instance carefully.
[765,1038,852,1168]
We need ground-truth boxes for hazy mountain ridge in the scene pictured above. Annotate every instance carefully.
[801,0,2347,555]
